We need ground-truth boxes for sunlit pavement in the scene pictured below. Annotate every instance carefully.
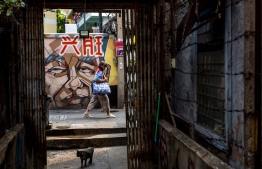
[49,108,126,129]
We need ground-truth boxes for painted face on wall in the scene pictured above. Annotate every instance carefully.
[45,54,99,108]
[44,33,110,108]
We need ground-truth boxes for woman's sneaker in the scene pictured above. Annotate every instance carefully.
[83,111,92,118]
[106,113,116,118]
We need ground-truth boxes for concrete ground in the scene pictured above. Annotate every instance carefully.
[48,108,126,129]
[46,108,128,169]
[47,146,128,169]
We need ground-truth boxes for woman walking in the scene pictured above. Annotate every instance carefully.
[84,61,115,118]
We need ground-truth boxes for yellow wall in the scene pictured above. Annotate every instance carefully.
[44,11,57,33]
[61,9,74,24]
[44,24,57,33]
[105,35,118,85]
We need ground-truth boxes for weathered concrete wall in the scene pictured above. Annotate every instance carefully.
[158,120,233,169]
[173,1,197,123]
[0,124,24,169]
[229,0,257,168]
[228,0,245,167]
[171,0,257,168]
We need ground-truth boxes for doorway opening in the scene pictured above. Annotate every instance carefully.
[43,7,128,168]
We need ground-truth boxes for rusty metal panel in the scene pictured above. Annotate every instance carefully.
[124,1,158,168]
[20,5,46,168]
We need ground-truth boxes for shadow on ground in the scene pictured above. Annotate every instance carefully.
[47,146,128,169]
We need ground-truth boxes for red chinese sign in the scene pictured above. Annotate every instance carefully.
[59,35,104,57]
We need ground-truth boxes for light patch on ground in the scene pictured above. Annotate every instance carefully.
[47,148,111,169]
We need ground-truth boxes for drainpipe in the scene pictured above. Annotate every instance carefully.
[255,0,261,167]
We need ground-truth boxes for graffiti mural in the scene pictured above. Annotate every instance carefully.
[160,128,168,169]
[159,127,196,169]
[44,33,117,109]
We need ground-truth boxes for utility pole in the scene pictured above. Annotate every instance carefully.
[117,11,124,109]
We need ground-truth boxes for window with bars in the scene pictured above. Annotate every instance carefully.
[196,2,225,136]
[197,51,225,136]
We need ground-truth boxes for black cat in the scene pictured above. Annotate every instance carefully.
[76,147,94,167]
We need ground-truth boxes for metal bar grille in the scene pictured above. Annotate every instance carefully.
[124,1,157,168]
[197,51,225,136]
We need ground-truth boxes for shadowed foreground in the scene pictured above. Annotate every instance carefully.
[47,146,128,169]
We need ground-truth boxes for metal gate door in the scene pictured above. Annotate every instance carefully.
[123,2,160,168]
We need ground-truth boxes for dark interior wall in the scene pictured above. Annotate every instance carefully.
[0,14,22,138]
[0,16,11,138]
[0,12,25,168]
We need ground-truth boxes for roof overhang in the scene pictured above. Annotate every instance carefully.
[42,0,148,11]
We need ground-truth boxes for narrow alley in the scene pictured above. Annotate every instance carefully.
[0,0,261,169]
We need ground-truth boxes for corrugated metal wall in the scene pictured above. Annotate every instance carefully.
[20,3,46,168]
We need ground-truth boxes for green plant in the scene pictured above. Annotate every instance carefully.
[56,9,66,33]
[0,0,25,16]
